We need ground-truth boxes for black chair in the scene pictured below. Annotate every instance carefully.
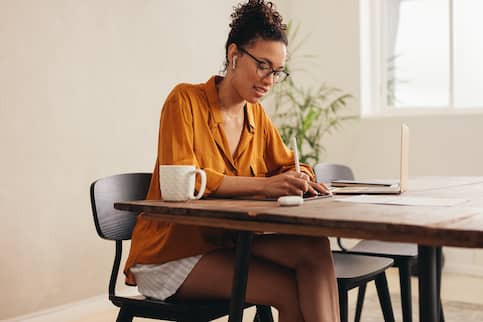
[315,163,444,322]
[333,253,395,322]
[90,172,273,322]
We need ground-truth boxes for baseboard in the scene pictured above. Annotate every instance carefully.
[2,294,108,322]
[3,288,139,322]
[444,263,483,277]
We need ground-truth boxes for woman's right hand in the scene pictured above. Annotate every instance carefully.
[214,171,331,198]
[262,171,311,198]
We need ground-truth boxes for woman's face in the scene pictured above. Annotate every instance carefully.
[231,39,287,103]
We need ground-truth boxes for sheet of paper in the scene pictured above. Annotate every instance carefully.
[334,195,468,207]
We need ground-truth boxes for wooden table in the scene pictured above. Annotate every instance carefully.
[115,177,483,322]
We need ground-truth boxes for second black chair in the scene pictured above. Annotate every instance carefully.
[333,253,394,322]
[315,162,444,322]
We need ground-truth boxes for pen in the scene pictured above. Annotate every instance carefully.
[292,137,301,173]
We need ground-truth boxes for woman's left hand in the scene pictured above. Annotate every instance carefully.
[300,173,332,196]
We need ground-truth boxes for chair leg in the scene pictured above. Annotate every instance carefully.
[399,260,413,322]
[338,283,349,322]
[440,305,445,322]
[255,305,274,322]
[354,283,367,322]
[375,273,395,322]
[116,308,133,322]
[436,247,445,322]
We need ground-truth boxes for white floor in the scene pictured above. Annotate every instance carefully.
[7,268,483,322]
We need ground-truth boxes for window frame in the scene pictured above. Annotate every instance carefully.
[360,0,483,117]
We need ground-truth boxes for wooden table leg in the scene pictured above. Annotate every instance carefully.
[228,231,253,322]
[418,245,438,322]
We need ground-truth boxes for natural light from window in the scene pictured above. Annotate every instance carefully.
[454,0,483,107]
[387,0,483,109]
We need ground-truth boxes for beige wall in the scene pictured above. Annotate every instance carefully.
[0,0,239,318]
[1,0,483,319]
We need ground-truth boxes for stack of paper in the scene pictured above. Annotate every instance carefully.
[335,195,468,207]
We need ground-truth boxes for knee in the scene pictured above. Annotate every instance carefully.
[300,236,331,257]
[296,236,332,267]
[314,236,331,254]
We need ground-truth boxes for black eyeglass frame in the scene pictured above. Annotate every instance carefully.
[238,47,290,83]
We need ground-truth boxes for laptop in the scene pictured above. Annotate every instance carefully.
[331,124,409,195]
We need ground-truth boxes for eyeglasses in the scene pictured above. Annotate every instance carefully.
[238,47,289,83]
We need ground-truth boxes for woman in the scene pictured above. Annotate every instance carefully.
[125,1,340,321]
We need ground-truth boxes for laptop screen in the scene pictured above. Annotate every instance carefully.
[399,124,409,192]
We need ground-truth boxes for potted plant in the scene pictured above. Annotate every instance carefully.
[269,22,356,165]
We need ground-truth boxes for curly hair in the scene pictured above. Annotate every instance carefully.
[224,0,287,68]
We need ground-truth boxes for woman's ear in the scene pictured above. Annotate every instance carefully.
[227,43,239,70]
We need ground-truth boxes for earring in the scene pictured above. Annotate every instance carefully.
[232,56,237,70]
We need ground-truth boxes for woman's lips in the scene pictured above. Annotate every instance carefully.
[254,86,268,96]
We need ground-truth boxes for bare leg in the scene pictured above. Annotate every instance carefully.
[174,235,339,322]
[174,248,304,322]
[251,234,340,322]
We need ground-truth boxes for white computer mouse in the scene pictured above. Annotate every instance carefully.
[277,195,304,207]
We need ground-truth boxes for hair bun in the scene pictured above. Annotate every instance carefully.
[224,0,287,69]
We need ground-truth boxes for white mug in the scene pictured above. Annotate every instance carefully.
[159,165,206,201]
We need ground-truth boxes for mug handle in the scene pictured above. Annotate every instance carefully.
[191,169,206,200]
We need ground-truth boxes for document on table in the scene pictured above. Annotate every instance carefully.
[335,195,468,207]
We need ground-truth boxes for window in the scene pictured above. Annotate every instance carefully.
[361,0,483,115]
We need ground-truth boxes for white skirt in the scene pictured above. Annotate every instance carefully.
[130,255,203,301]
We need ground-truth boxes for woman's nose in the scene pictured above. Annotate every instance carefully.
[261,72,275,87]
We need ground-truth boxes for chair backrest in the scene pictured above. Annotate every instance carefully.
[90,173,151,241]
[314,163,354,183]
[314,163,354,251]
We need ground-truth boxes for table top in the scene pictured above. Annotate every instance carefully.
[114,176,483,248]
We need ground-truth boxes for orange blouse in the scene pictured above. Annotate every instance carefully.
[124,76,314,285]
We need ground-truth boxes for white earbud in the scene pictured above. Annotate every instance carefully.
[232,56,237,69]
